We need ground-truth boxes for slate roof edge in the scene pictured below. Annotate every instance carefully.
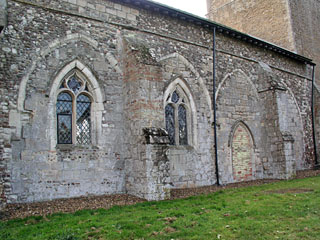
[114,0,314,65]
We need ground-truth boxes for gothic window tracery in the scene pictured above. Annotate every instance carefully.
[165,87,190,145]
[57,72,92,145]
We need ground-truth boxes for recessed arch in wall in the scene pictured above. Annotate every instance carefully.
[11,33,121,145]
[215,69,261,183]
[276,79,306,169]
[17,33,121,112]
[230,120,254,182]
[216,69,259,102]
[158,52,213,123]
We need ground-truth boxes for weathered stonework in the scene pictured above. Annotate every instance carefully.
[207,0,296,52]
[0,0,6,31]
[207,0,320,86]
[207,0,320,167]
[288,0,320,86]
[231,123,254,182]
[0,0,315,207]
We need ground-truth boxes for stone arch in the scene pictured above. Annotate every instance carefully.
[276,80,306,169]
[216,69,259,101]
[164,78,197,147]
[228,120,256,148]
[216,69,262,183]
[279,79,305,135]
[159,53,215,187]
[48,60,104,150]
[314,83,320,93]
[230,121,254,182]
[17,33,120,112]
[159,53,213,123]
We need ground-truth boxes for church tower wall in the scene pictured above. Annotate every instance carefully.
[207,0,296,52]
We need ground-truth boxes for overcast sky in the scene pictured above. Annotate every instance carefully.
[152,0,207,18]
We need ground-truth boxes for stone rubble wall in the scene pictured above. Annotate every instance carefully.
[0,0,6,30]
[215,33,314,169]
[206,0,320,167]
[122,30,215,199]
[0,0,315,205]
[122,34,166,199]
[216,68,263,183]
[1,0,129,204]
[207,0,320,85]
[288,0,320,163]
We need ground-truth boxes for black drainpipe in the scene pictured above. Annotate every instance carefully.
[311,64,318,166]
[213,27,220,185]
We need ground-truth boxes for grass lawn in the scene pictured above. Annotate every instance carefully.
[1,176,320,240]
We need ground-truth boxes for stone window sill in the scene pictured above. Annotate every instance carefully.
[167,145,194,151]
[56,144,99,151]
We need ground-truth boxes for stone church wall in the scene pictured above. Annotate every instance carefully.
[0,0,315,206]
[207,0,320,170]
[0,0,7,30]
[1,0,129,204]
[215,33,313,182]
[207,0,320,87]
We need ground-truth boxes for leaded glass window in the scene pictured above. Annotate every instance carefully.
[68,75,82,94]
[165,104,175,145]
[165,88,190,146]
[56,72,92,145]
[178,105,188,145]
[76,94,91,145]
[57,92,72,144]
[171,91,179,103]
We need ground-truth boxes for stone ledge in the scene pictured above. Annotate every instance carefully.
[143,127,169,145]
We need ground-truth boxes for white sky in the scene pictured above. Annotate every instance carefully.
[152,0,207,18]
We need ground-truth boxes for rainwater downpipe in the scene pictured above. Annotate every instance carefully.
[311,64,318,166]
[213,27,220,185]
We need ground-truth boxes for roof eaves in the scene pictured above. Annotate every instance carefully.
[116,0,313,64]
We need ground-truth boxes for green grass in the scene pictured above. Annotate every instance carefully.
[1,176,320,240]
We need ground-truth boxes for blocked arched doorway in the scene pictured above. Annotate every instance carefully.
[231,122,254,182]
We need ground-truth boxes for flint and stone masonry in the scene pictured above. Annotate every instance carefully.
[0,0,316,208]
[207,0,320,159]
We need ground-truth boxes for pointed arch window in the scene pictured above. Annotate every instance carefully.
[165,86,191,145]
[57,71,92,145]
